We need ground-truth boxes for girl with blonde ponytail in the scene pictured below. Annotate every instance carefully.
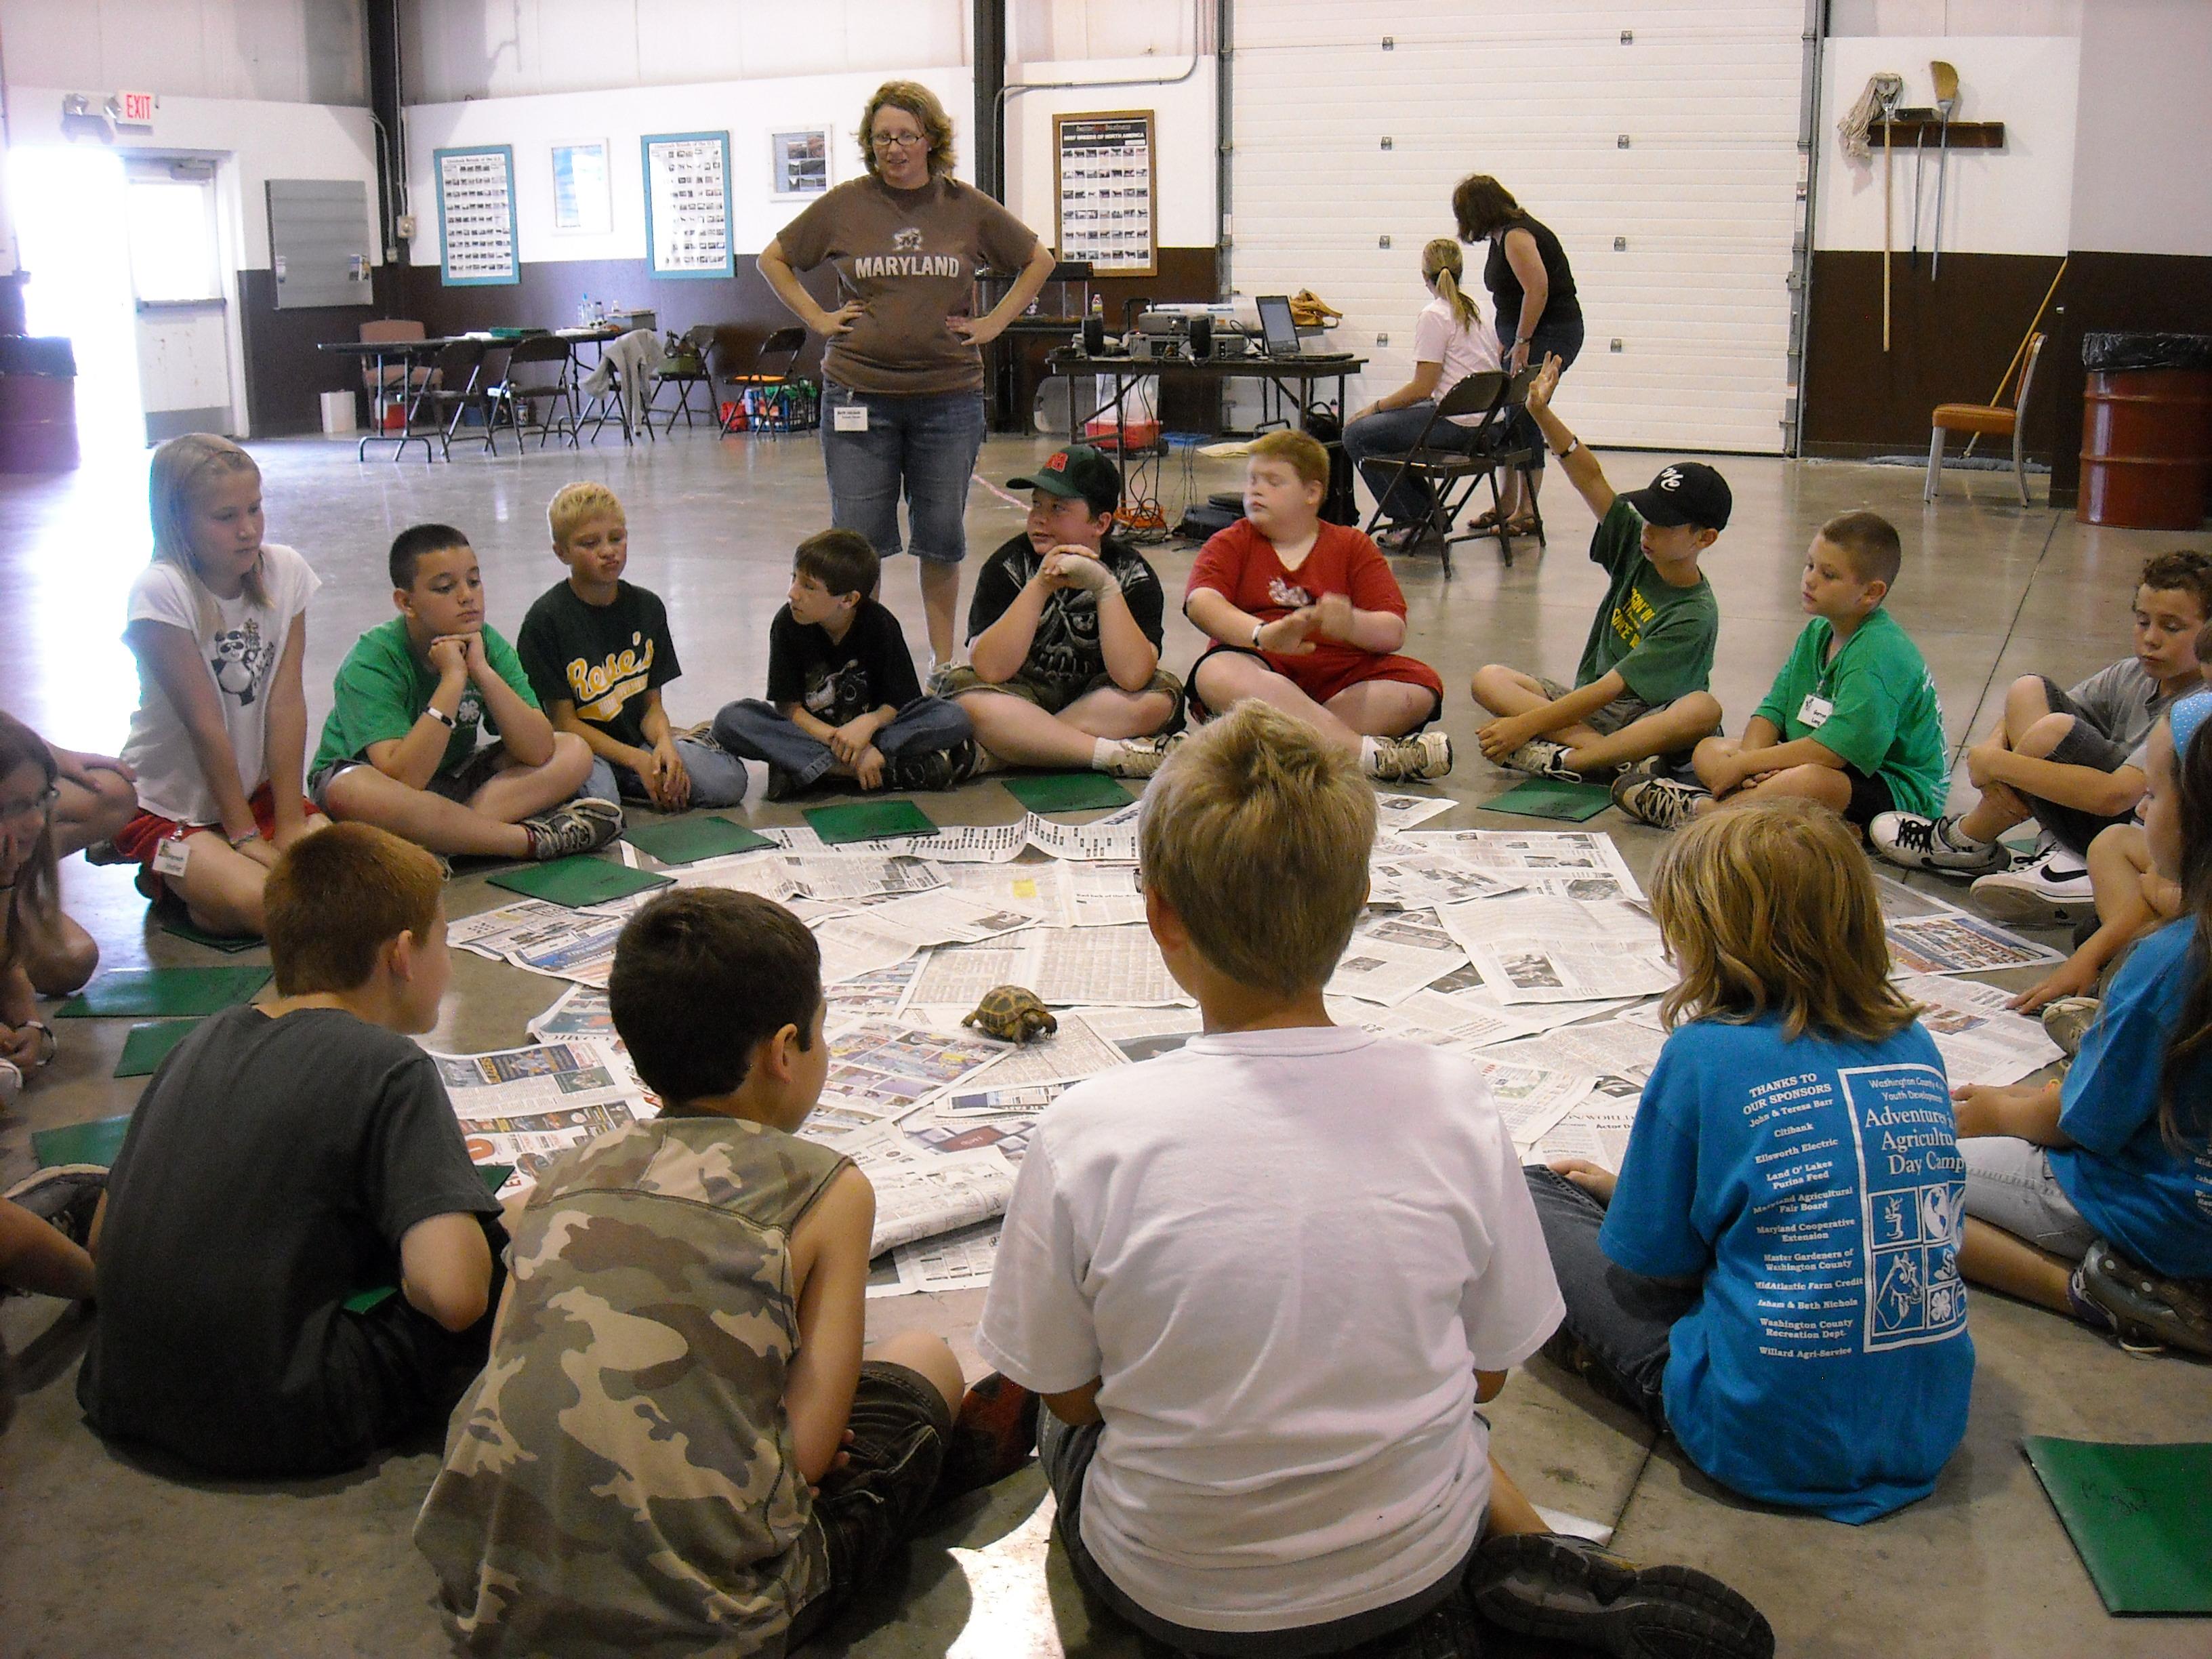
[1343,238,1503,550]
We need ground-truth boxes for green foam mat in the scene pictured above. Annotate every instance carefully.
[33,1113,132,1170]
[487,857,670,909]
[1002,772,1135,814]
[2024,1437,2212,1614]
[113,1019,204,1079]
[802,798,937,846]
[1484,778,1616,822]
[159,915,263,953]
[56,966,271,1019]
[622,815,775,865]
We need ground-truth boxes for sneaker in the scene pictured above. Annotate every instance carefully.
[1467,1532,1774,1659]
[1610,771,1710,830]
[1869,812,2009,875]
[1105,731,1186,779]
[82,838,129,867]
[2074,1238,2212,1357]
[2041,996,2102,1057]
[522,796,623,861]
[886,736,984,794]
[0,1057,18,1108]
[1368,732,1453,783]
[1971,847,2097,926]
[1498,737,1583,782]
[932,1371,1041,1505]
[2,1165,109,1250]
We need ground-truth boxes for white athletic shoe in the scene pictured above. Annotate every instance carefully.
[1971,846,2096,926]
[1369,732,1453,783]
[1497,738,1584,783]
[1869,811,2009,875]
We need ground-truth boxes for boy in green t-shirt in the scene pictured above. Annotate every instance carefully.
[1471,356,1727,783]
[1615,512,1947,832]
[310,524,620,861]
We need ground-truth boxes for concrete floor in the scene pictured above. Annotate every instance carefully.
[2,422,2207,1657]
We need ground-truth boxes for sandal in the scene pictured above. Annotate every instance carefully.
[1376,525,1427,552]
[1466,507,1508,533]
[1499,514,1542,539]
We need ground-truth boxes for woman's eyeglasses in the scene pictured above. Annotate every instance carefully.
[870,131,926,150]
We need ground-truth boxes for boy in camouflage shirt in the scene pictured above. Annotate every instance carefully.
[414,890,970,1657]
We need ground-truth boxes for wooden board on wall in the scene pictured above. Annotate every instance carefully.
[1054,111,1156,279]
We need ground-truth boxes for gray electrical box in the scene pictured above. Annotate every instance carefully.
[266,180,373,309]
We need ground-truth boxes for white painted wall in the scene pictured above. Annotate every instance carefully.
[1002,55,1217,248]
[2067,0,2212,257]
[1827,0,2081,35]
[1009,0,1211,62]
[400,66,979,269]
[0,0,367,104]
[1816,37,2079,257]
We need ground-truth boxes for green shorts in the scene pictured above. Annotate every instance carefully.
[937,663,1186,727]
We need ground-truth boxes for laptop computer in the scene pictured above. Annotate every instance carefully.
[1256,293,1354,363]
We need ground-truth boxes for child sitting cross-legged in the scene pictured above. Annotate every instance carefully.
[78,825,502,1476]
[1614,512,1946,834]
[712,529,979,797]
[974,700,1772,1659]
[935,444,1185,777]
[415,888,1006,1656]
[1528,798,1973,1523]
[312,524,619,861]
[1952,695,2212,1357]
[519,481,763,813]
[1183,430,1452,783]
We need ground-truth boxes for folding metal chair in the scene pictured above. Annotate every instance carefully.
[1357,370,1518,575]
[486,334,580,449]
[650,325,720,434]
[411,339,497,459]
[719,325,810,434]
[359,319,430,431]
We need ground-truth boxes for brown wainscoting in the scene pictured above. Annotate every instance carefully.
[2042,251,2212,512]
[1800,249,2067,465]
[237,266,411,437]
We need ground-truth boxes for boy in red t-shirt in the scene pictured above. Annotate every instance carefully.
[1183,432,1451,781]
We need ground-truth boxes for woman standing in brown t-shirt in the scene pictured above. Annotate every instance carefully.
[760,81,1058,665]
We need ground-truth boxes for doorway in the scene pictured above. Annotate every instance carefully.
[124,159,234,443]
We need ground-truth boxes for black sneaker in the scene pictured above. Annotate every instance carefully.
[887,736,983,794]
[1611,771,1711,831]
[1467,1532,1774,1659]
[3,1165,108,1250]
[522,797,623,860]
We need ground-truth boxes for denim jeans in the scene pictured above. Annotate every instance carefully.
[1343,403,1481,525]
[819,382,988,564]
[1493,314,1586,473]
[1523,1164,1696,1429]
[708,695,971,791]
[583,736,756,811]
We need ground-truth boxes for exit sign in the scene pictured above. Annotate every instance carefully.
[117,90,154,125]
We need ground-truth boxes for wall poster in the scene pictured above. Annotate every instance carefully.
[434,144,518,285]
[551,140,611,234]
[1053,110,1156,278]
[642,131,733,278]
[771,129,830,197]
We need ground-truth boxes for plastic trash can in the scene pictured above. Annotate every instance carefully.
[320,390,359,436]
[2079,331,2212,530]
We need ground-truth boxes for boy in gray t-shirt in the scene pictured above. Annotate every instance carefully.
[1872,552,2212,917]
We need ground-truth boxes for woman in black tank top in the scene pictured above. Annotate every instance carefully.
[1453,174,1587,533]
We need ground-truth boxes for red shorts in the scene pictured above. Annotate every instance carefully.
[1191,644,1445,722]
[113,782,322,900]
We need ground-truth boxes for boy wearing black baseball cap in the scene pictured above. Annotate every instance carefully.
[935,445,1185,777]
[1469,355,1729,783]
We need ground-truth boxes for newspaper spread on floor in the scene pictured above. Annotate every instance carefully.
[443,802,2069,1294]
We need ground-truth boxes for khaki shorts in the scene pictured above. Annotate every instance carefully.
[1537,676,1656,739]
[937,663,1186,726]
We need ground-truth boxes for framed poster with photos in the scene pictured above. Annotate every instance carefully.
[1054,110,1155,278]
[435,144,519,285]
[642,131,733,278]
[551,140,611,234]
[771,128,830,197]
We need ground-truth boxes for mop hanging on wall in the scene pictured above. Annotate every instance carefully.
[1837,73,1906,352]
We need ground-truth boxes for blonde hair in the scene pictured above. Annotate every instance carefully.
[1651,798,1918,1044]
[548,480,624,547]
[1422,237,1481,332]
[1139,701,1375,996]
[1249,428,1330,491]
[859,80,956,180]
[148,433,267,613]
[264,823,446,996]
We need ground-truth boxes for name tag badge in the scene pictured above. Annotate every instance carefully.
[832,403,869,433]
[152,836,192,878]
[1798,693,1835,729]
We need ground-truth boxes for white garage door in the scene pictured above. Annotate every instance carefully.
[1229,1,1807,453]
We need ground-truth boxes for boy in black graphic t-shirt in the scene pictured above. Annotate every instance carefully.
[935,445,1185,777]
[710,530,976,798]
[518,483,758,810]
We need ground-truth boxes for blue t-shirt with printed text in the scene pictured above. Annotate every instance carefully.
[2050,920,2212,1278]
[1600,1015,1974,1523]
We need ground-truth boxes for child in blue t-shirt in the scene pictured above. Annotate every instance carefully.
[1526,797,1973,1524]
[1953,694,2212,1357]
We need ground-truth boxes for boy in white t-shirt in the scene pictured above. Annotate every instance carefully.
[975,701,1772,1659]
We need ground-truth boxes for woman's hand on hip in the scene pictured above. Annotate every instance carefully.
[947,314,1006,348]
[815,302,864,338]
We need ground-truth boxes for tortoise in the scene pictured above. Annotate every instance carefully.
[963,984,1058,1045]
